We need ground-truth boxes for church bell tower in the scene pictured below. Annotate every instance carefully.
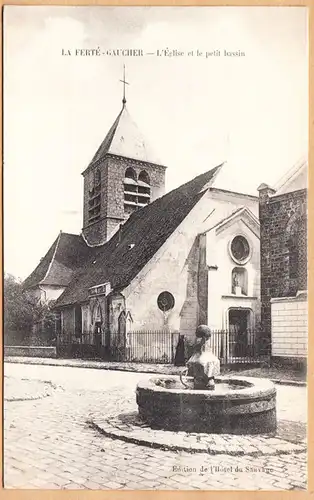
[82,67,167,246]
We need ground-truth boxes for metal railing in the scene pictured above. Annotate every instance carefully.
[209,329,271,365]
[56,332,101,359]
[110,330,180,364]
[56,329,271,365]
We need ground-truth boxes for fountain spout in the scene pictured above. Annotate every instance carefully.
[183,325,220,390]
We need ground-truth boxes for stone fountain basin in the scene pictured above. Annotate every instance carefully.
[136,375,276,434]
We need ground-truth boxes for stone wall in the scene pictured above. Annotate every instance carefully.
[4,346,56,358]
[259,187,307,335]
[271,296,307,358]
[82,155,166,246]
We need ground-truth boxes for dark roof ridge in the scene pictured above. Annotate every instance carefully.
[109,164,223,235]
[23,232,91,290]
[82,164,223,250]
[90,107,123,166]
[22,234,60,290]
[39,231,62,284]
[141,164,223,206]
[54,164,222,307]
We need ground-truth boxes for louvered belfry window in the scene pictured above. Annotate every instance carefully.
[88,169,101,223]
[124,168,150,215]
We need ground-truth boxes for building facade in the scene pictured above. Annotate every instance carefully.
[258,160,307,362]
[24,92,264,363]
[52,165,261,363]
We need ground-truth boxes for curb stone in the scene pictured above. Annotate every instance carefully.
[4,357,307,387]
[88,415,307,457]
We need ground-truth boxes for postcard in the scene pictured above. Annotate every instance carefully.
[3,5,308,491]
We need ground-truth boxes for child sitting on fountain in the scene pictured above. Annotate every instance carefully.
[187,325,220,390]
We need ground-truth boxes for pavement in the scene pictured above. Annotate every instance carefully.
[4,356,307,385]
[4,362,307,491]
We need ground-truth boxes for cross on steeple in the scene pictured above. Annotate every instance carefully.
[120,65,129,107]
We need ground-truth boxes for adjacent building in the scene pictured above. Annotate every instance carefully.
[258,159,308,364]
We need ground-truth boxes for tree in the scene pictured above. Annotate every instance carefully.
[4,273,55,345]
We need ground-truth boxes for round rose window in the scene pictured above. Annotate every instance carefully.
[157,292,175,312]
[230,236,250,263]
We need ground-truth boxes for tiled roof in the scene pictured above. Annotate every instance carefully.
[23,233,90,290]
[55,165,222,308]
[90,105,163,167]
[23,237,58,290]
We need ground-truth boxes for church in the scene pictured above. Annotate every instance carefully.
[23,81,262,363]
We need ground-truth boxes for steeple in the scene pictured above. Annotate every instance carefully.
[81,71,167,247]
[88,106,162,166]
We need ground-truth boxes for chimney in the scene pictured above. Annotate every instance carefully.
[257,183,276,203]
[257,183,276,220]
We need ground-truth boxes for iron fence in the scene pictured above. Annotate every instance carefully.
[110,330,180,363]
[56,332,103,359]
[56,329,271,365]
[209,329,271,365]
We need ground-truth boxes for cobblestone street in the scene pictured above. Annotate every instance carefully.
[4,363,307,490]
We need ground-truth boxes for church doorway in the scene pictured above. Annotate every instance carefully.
[228,308,251,357]
[93,302,103,353]
[94,321,102,350]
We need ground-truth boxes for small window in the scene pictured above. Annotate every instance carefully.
[124,168,151,215]
[230,236,250,264]
[157,291,175,312]
[125,167,137,181]
[138,170,150,185]
[95,169,101,185]
[88,169,101,223]
[89,171,94,191]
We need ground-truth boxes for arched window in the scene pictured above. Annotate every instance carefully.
[123,167,150,214]
[124,168,138,211]
[125,167,137,181]
[118,311,126,337]
[93,301,102,323]
[137,170,151,206]
[89,171,94,193]
[138,170,150,185]
[95,169,101,186]
[231,267,248,296]
[88,168,101,224]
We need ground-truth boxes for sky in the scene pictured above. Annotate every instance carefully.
[4,6,308,280]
